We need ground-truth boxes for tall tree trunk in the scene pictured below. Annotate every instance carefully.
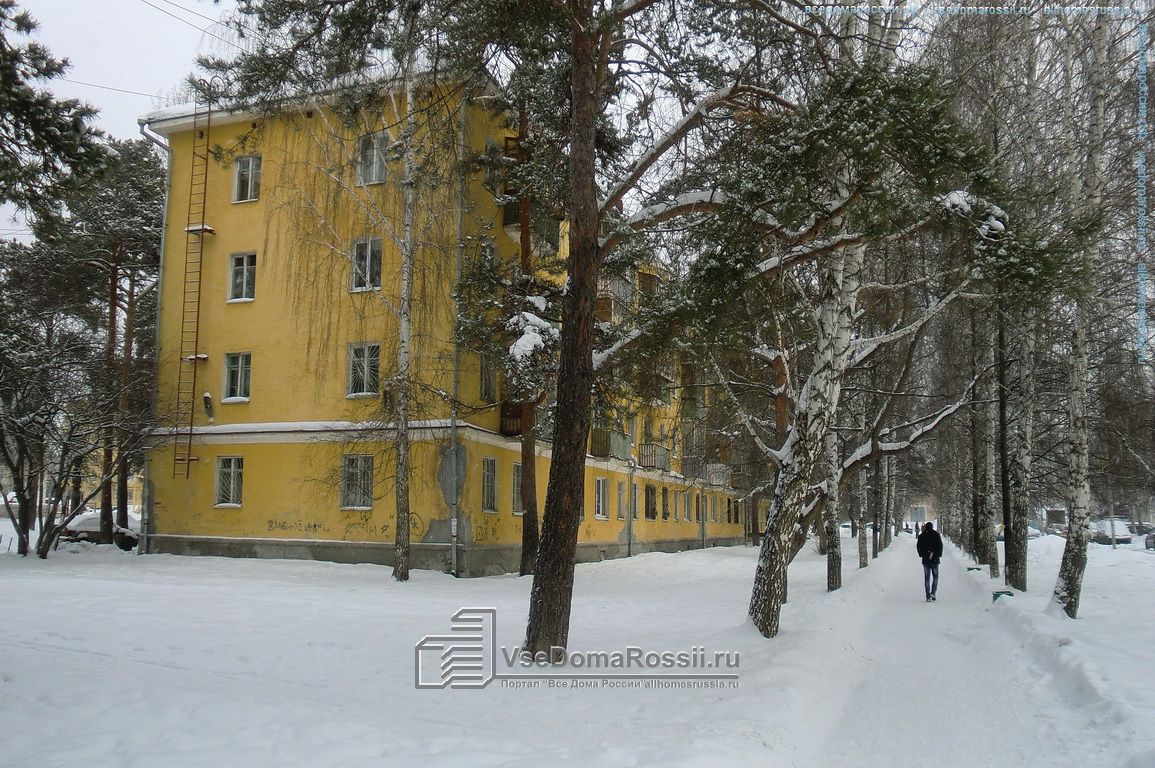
[16,500,32,556]
[749,244,863,637]
[516,98,539,577]
[1055,305,1091,615]
[997,314,1011,537]
[969,312,982,558]
[1005,310,1036,592]
[882,456,893,550]
[524,13,600,654]
[823,430,842,591]
[857,463,869,569]
[115,272,137,542]
[392,43,418,583]
[1054,8,1107,617]
[101,252,120,542]
[870,450,881,559]
[980,325,1000,578]
[518,401,539,575]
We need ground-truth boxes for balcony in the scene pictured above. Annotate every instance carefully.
[706,463,732,487]
[639,442,671,471]
[500,401,522,437]
[590,428,631,461]
[681,456,705,480]
[595,276,635,324]
[502,200,560,255]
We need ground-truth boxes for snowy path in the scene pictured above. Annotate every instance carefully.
[1,530,1147,768]
[805,538,1126,768]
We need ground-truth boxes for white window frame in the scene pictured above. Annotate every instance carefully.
[631,482,639,520]
[616,481,626,520]
[355,130,389,186]
[512,463,523,515]
[215,456,243,506]
[228,252,256,302]
[482,457,497,513]
[711,495,718,522]
[223,352,251,402]
[595,477,608,520]
[233,155,261,202]
[340,454,374,509]
[347,342,380,397]
[351,237,383,291]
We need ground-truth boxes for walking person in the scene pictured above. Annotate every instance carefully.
[917,521,943,602]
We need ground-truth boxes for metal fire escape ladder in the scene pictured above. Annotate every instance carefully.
[173,98,215,477]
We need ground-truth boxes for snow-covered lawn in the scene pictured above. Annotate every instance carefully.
[1,525,1151,768]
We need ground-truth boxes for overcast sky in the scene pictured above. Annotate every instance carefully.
[25,0,239,135]
[3,0,238,237]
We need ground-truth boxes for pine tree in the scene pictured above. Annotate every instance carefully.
[0,1,104,220]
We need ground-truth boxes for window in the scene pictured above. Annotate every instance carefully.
[229,252,256,301]
[631,482,639,520]
[727,498,733,524]
[595,478,608,519]
[348,343,380,396]
[482,139,502,192]
[512,463,523,515]
[215,457,243,506]
[695,494,701,523]
[661,487,669,520]
[479,354,497,403]
[482,457,497,512]
[224,353,251,400]
[711,496,718,522]
[351,238,383,291]
[684,491,691,521]
[638,272,659,296]
[233,156,261,202]
[356,131,389,185]
[340,455,374,508]
[644,485,657,520]
[617,481,626,520]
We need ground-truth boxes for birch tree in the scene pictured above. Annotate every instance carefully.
[203,0,475,581]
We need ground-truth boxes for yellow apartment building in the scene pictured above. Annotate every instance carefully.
[138,84,746,575]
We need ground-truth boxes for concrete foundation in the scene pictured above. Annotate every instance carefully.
[147,534,746,577]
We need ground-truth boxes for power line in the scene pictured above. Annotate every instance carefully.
[58,78,182,103]
[136,0,243,51]
[150,0,222,26]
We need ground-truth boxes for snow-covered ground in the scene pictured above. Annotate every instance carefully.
[1,522,1151,768]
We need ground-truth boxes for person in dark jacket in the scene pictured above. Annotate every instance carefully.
[916,521,944,601]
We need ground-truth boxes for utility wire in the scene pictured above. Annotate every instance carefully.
[58,78,183,103]
[150,0,223,26]
[136,0,243,50]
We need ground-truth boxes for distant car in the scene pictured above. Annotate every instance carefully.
[1091,520,1132,545]
[60,508,141,548]
[1146,532,1154,550]
[1129,521,1153,536]
[994,524,1043,542]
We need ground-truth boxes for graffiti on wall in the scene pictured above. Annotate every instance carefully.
[267,519,331,535]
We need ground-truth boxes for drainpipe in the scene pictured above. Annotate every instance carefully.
[449,94,467,577]
[627,458,636,557]
[699,483,706,550]
[137,119,171,556]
